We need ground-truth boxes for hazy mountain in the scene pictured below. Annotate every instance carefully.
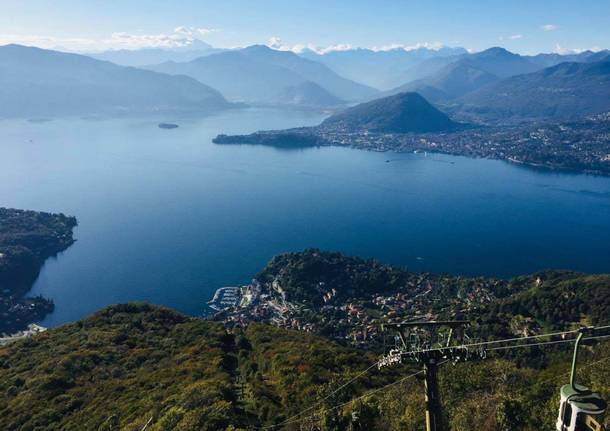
[148,45,377,106]
[0,44,232,118]
[239,45,377,101]
[373,47,547,91]
[89,40,223,67]
[385,47,563,103]
[385,60,499,102]
[300,46,467,90]
[391,47,595,95]
[321,91,459,133]
[459,58,610,121]
[525,50,600,68]
[584,50,610,63]
[398,54,465,85]
[276,80,344,108]
[455,47,540,78]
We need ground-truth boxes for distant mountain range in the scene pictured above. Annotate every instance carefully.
[458,58,610,121]
[298,46,606,92]
[385,47,557,101]
[1,42,609,121]
[0,44,233,118]
[89,40,223,67]
[388,60,499,103]
[382,47,610,110]
[147,45,377,106]
[300,46,467,90]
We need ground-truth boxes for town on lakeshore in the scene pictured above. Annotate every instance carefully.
[206,250,520,347]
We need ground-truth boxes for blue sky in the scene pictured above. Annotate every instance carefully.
[1,0,609,54]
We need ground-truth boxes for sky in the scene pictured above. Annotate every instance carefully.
[1,0,609,54]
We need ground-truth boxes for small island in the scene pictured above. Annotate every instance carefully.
[0,208,77,336]
[158,123,179,129]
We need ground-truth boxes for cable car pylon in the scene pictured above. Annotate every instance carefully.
[378,322,610,431]
[379,320,476,431]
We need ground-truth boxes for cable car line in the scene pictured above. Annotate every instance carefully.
[485,334,610,352]
[259,364,441,429]
[261,350,608,430]
[254,326,609,430]
[256,359,383,429]
[380,324,610,359]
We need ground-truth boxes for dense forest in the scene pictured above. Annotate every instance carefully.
[0,303,608,430]
[0,208,77,334]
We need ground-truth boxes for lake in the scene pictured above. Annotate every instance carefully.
[1,108,610,327]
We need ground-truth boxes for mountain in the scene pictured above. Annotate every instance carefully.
[276,80,345,108]
[300,46,468,90]
[385,47,603,105]
[147,45,377,106]
[398,54,465,85]
[585,50,610,63]
[389,47,538,91]
[239,45,377,101]
[89,40,223,67]
[0,44,232,118]
[386,60,499,102]
[321,92,460,133]
[459,58,610,121]
[460,47,539,78]
[526,50,601,68]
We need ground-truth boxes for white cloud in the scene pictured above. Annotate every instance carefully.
[371,42,444,52]
[499,34,524,41]
[553,43,602,54]
[267,37,354,54]
[542,24,558,31]
[174,26,218,38]
[266,38,448,55]
[267,36,285,50]
[0,27,220,52]
[315,44,354,54]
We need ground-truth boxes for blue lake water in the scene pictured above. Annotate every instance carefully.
[1,108,610,327]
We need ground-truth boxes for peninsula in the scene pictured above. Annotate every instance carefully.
[210,249,609,347]
[214,92,610,175]
[0,208,77,335]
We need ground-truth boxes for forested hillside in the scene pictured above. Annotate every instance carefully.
[1,303,608,430]
[0,208,77,334]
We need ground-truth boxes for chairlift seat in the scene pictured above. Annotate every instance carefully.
[557,384,607,431]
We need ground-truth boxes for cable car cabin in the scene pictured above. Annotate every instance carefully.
[557,384,607,431]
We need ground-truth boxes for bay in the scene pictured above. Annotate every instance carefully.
[1,108,609,326]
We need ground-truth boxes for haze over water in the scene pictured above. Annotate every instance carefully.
[1,108,610,327]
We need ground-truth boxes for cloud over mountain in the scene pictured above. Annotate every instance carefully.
[0,27,220,52]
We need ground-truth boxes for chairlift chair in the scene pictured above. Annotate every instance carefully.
[556,331,607,431]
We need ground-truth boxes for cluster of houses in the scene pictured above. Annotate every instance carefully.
[213,273,510,347]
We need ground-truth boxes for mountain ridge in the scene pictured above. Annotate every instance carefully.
[458,58,610,121]
[147,45,377,107]
[0,44,233,118]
